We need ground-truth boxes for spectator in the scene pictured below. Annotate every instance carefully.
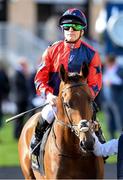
[12,57,30,140]
[28,59,46,111]
[27,68,37,117]
[0,61,10,128]
[102,54,123,138]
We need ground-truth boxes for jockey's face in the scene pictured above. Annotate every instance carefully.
[64,27,84,43]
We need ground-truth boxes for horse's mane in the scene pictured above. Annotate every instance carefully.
[67,72,82,82]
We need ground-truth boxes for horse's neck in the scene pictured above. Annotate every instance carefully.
[53,120,81,156]
[54,100,80,153]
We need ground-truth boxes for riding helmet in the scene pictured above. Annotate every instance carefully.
[59,8,87,29]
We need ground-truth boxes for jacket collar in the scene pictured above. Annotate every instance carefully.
[64,39,81,49]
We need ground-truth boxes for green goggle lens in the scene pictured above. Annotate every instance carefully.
[62,24,84,31]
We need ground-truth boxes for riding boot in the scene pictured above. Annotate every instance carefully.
[31,117,50,156]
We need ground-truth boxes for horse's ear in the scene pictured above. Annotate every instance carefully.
[59,64,68,82]
[80,62,89,78]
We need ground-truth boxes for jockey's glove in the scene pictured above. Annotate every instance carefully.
[47,93,57,106]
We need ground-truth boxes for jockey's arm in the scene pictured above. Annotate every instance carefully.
[93,133,118,157]
[34,48,54,98]
[87,52,102,98]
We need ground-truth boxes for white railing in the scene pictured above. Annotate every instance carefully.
[0,22,105,66]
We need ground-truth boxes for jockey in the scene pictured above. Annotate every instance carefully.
[31,8,104,157]
[93,133,123,179]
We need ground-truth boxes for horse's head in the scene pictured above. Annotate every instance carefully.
[57,63,95,154]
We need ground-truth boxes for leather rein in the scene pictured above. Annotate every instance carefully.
[54,81,91,136]
[51,81,93,157]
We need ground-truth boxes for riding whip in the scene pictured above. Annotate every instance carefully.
[6,103,48,123]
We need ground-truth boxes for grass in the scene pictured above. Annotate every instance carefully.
[0,112,117,166]
[0,116,19,166]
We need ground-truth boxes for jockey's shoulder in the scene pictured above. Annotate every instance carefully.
[48,40,63,48]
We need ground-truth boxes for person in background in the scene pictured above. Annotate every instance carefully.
[102,54,122,138]
[27,67,37,117]
[110,56,123,129]
[13,57,30,140]
[31,8,104,158]
[0,61,10,129]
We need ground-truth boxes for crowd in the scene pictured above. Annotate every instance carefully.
[0,57,37,140]
[98,54,123,139]
[0,61,10,129]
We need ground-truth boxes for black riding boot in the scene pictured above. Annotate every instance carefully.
[31,117,50,156]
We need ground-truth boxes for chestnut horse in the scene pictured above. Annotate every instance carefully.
[18,64,104,179]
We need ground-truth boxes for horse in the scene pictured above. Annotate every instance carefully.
[18,64,104,179]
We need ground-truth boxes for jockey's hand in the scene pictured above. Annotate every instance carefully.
[47,93,57,106]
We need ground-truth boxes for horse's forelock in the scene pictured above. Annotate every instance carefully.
[68,72,81,82]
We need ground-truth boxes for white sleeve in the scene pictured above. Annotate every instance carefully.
[93,133,118,157]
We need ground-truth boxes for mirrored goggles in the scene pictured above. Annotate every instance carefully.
[62,24,84,31]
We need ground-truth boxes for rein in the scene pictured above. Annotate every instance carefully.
[50,81,94,157]
[52,81,92,136]
[61,81,88,135]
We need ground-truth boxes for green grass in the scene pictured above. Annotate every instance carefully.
[0,116,19,166]
[0,112,118,166]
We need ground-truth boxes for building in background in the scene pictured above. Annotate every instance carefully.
[1,0,118,65]
[8,0,90,38]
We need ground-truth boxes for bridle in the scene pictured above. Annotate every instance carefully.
[54,81,93,137]
[51,81,94,156]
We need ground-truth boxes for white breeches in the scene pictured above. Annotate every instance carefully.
[93,133,118,157]
[41,104,57,124]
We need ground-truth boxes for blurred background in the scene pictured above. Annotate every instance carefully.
[1,0,123,178]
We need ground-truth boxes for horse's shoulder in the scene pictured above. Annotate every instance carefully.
[25,111,41,127]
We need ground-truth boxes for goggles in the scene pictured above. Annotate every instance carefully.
[62,24,84,31]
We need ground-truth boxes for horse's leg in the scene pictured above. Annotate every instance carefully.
[18,115,39,179]
[18,112,43,179]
